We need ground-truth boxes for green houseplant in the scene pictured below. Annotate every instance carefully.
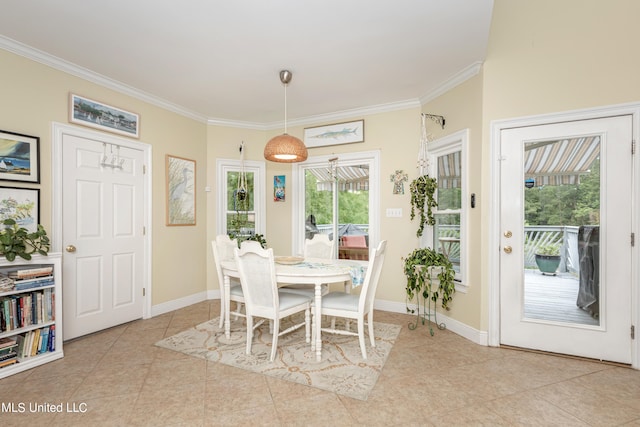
[403,247,456,335]
[0,219,50,261]
[535,242,561,275]
[409,175,438,237]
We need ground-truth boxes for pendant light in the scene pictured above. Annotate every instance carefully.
[264,70,308,163]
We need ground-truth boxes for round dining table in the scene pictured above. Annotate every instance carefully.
[220,257,365,362]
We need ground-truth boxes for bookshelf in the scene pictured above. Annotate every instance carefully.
[0,253,63,379]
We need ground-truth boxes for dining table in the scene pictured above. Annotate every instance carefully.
[220,257,367,362]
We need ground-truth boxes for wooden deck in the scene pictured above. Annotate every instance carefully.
[523,270,599,326]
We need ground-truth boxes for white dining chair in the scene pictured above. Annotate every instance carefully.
[280,234,335,297]
[212,235,244,329]
[314,240,387,359]
[234,241,312,362]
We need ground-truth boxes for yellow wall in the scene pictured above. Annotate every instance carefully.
[0,48,208,307]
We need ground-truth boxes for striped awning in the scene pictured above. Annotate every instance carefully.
[307,165,369,191]
[524,136,600,186]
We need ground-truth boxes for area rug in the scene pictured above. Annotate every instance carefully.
[155,315,401,401]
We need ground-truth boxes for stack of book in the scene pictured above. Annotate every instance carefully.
[0,336,18,368]
[15,326,55,359]
[8,266,54,291]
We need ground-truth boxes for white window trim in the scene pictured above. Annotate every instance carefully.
[216,158,266,236]
[291,150,380,256]
[426,129,469,292]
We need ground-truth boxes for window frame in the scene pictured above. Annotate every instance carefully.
[425,129,469,290]
[216,158,266,236]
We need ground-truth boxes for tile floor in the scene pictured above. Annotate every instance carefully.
[1,300,640,426]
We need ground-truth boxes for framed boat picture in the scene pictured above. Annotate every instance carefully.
[0,130,40,183]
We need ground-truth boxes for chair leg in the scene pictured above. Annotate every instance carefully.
[218,298,225,329]
[246,315,253,355]
[358,318,367,359]
[305,308,310,343]
[367,311,376,348]
[233,303,243,320]
[270,319,280,362]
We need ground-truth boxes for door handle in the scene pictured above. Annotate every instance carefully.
[66,245,77,253]
[504,230,512,238]
[503,246,512,254]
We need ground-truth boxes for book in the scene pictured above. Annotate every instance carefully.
[0,337,17,350]
[13,276,54,291]
[39,326,49,354]
[48,325,55,352]
[8,266,53,279]
[15,334,26,358]
[0,358,17,368]
[30,328,40,357]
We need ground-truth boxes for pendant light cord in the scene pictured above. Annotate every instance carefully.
[283,82,288,134]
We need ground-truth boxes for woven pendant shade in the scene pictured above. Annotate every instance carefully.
[264,133,308,163]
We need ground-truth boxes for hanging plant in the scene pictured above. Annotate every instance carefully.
[409,175,438,237]
[403,247,455,335]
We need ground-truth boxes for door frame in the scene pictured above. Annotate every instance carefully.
[51,122,153,320]
[488,102,640,369]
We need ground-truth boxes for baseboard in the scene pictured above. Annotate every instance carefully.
[374,299,488,346]
[151,292,488,346]
[151,291,210,317]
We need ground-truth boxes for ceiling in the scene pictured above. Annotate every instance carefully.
[0,1,493,128]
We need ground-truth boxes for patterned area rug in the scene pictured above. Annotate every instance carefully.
[155,316,400,401]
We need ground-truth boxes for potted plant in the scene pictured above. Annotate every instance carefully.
[403,247,456,335]
[535,242,561,275]
[0,219,50,261]
[409,175,438,237]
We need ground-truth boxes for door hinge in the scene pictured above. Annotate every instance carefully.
[632,325,635,340]
[143,288,146,297]
[633,140,636,155]
[632,232,635,247]
[143,226,146,236]
[143,164,146,174]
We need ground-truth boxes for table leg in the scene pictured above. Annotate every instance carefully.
[314,281,322,362]
[224,275,231,339]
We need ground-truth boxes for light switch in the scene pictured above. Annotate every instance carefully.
[386,208,402,217]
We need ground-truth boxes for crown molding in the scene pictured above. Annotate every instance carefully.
[419,61,483,105]
[0,35,208,123]
[2,34,480,129]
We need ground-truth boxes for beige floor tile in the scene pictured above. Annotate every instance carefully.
[1,301,638,427]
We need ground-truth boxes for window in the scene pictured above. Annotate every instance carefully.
[216,158,266,237]
[427,130,468,287]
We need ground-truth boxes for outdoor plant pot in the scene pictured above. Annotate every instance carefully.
[535,254,561,275]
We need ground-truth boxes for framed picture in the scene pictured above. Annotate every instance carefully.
[0,187,39,232]
[69,93,140,138]
[274,175,285,202]
[0,130,40,183]
[304,119,364,148]
[166,155,196,226]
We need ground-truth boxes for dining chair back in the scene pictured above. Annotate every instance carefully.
[304,233,335,259]
[234,241,312,361]
[212,234,244,328]
[317,240,387,359]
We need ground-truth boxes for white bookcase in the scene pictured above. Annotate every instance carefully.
[0,253,63,379]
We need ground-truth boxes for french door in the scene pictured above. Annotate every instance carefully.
[292,151,380,259]
[499,116,633,363]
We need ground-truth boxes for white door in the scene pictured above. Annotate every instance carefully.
[61,132,145,340]
[500,116,633,363]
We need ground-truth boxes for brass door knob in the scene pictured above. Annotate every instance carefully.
[503,246,512,254]
[66,245,77,253]
[504,230,512,238]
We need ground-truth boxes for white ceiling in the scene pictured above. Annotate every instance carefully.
[0,0,493,128]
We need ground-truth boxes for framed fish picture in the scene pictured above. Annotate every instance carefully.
[0,130,40,183]
[304,119,364,148]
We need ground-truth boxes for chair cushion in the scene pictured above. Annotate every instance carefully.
[277,291,312,310]
[321,292,359,312]
[279,284,329,297]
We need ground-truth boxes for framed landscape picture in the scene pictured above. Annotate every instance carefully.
[166,155,196,226]
[0,186,40,232]
[0,130,40,183]
[69,93,140,138]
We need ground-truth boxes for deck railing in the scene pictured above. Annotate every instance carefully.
[316,223,582,274]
